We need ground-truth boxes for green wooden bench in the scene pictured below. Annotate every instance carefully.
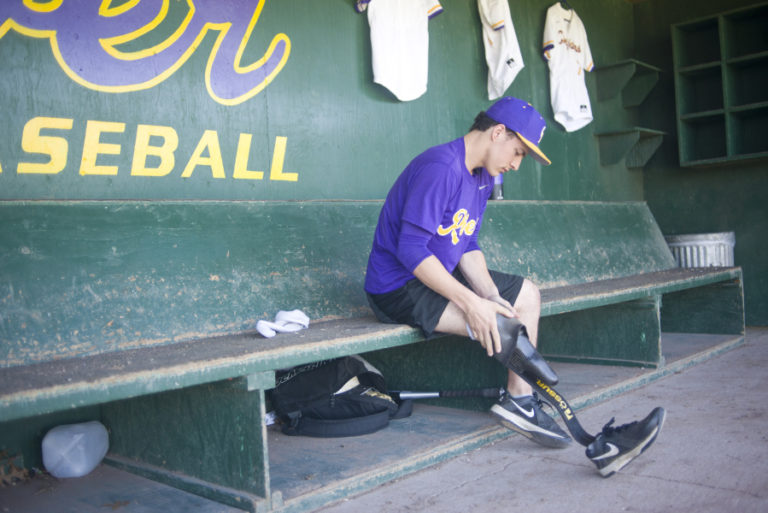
[0,200,744,512]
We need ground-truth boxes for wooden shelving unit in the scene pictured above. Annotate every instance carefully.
[672,3,768,166]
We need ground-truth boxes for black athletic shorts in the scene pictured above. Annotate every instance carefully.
[366,269,525,339]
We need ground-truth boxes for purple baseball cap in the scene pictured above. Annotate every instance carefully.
[486,97,551,166]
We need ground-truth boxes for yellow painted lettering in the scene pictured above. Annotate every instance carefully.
[23,0,64,13]
[181,130,225,178]
[80,120,125,175]
[232,133,264,180]
[131,124,178,177]
[17,116,73,174]
[268,136,297,182]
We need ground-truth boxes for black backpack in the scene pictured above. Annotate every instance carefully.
[269,355,412,437]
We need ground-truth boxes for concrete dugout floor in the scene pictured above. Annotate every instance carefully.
[2,329,765,513]
[319,327,768,513]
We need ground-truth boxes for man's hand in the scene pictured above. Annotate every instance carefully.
[485,293,517,315]
[411,255,518,356]
[464,295,516,357]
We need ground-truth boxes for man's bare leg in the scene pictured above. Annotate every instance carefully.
[433,278,542,395]
[506,279,541,395]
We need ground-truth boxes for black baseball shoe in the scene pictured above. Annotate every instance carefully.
[586,406,666,477]
[491,391,571,448]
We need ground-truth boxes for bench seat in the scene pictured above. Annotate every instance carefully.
[0,265,742,424]
[0,200,745,512]
[542,266,742,315]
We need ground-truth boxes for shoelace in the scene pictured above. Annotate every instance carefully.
[504,391,554,418]
[600,417,638,435]
[531,392,554,415]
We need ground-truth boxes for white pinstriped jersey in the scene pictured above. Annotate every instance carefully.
[542,3,594,132]
[478,0,524,100]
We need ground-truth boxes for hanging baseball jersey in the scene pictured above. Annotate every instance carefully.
[478,0,525,100]
[365,0,444,102]
[542,3,595,132]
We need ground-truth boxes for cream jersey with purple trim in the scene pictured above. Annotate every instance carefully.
[542,3,594,132]
[366,0,443,102]
[478,0,524,100]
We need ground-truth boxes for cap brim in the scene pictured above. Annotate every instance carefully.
[515,132,551,166]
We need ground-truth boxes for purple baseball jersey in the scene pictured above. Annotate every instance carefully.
[365,137,494,294]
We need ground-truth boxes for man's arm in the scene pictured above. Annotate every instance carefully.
[412,253,514,356]
[458,250,516,313]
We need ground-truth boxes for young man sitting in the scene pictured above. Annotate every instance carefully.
[364,96,665,476]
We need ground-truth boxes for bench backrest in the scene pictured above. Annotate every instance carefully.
[479,201,676,287]
[1,201,381,366]
[0,200,675,366]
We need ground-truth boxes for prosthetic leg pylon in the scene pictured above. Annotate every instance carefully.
[493,314,595,445]
[396,314,667,476]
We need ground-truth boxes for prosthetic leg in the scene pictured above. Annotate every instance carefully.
[493,315,666,477]
[492,316,558,386]
[393,315,666,476]
[393,316,596,444]
[491,315,596,446]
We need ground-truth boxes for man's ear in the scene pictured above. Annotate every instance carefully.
[491,124,507,141]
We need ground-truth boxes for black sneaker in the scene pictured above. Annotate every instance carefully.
[490,392,571,448]
[586,407,666,477]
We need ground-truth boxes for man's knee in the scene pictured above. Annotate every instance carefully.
[515,279,541,312]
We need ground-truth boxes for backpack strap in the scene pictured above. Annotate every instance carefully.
[392,398,413,419]
[282,409,391,437]
[281,399,413,438]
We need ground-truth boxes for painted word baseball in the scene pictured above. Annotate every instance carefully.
[0,0,295,183]
[9,116,297,181]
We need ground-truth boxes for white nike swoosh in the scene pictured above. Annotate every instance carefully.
[511,400,535,418]
[591,443,620,460]
[479,185,489,190]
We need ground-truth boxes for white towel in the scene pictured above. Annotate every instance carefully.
[257,309,310,338]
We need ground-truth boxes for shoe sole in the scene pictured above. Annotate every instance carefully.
[596,407,667,478]
[490,404,571,449]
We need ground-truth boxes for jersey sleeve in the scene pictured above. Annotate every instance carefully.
[426,0,444,19]
[396,221,435,272]
[478,0,506,31]
[401,161,459,234]
[542,8,556,61]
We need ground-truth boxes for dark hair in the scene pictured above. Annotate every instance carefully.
[470,111,516,135]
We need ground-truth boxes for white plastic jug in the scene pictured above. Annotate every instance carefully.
[42,421,109,478]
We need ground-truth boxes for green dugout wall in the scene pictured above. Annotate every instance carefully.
[0,0,637,201]
[0,0,765,323]
[633,0,768,326]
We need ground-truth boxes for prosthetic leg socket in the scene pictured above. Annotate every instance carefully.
[493,315,559,386]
